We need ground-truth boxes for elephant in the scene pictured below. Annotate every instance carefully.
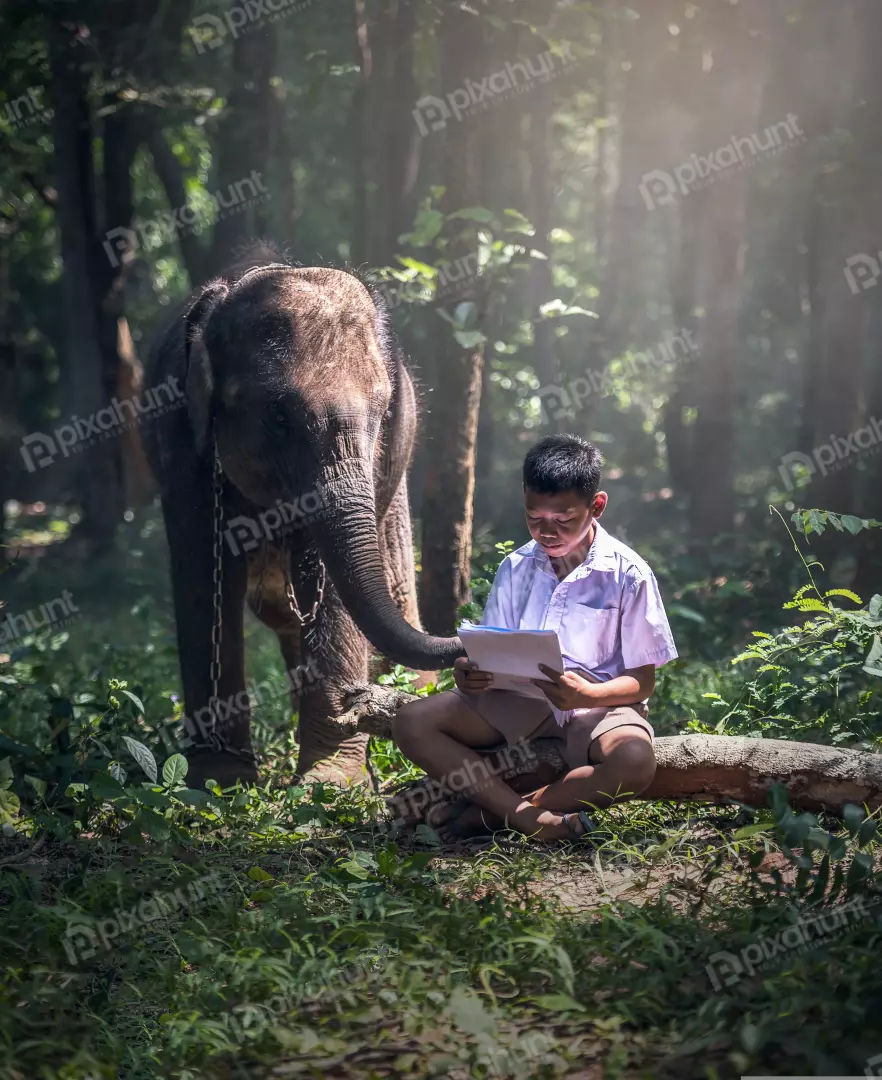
[142,244,464,786]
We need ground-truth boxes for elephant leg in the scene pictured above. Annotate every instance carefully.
[245,541,307,717]
[296,583,371,784]
[160,465,255,787]
[376,481,436,688]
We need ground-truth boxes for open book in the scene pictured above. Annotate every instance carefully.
[458,621,564,700]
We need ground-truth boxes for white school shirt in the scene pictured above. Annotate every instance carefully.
[480,523,678,722]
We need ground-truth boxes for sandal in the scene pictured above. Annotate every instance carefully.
[561,810,596,839]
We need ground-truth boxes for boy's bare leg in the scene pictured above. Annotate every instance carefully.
[392,693,580,840]
[449,728,656,836]
[529,727,656,812]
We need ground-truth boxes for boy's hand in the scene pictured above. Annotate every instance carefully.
[454,656,494,695]
[531,665,595,710]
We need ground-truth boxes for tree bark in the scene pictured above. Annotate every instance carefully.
[418,4,485,635]
[144,120,207,286]
[337,684,882,814]
[687,2,769,542]
[377,0,419,264]
[209,26,277,270]
[350,0,373,266]
[48,22,124,553]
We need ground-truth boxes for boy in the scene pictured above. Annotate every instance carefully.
[392,434,678,840]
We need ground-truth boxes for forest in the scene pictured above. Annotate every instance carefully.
[1,0,882,1077]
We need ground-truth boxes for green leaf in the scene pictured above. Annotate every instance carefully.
[863,635,882,678]
[162,754,188,787]
[109,761,127,785]
[170,787,208,808]
[808,509,826,535]
[734,823,773,839]
[857,818,878,847]
[445,986,497,1034]
[842,803,865,837]
[868,595,882,620]
[407,208,444,246]
[23,775,47,798]
[119,689,145,713]
[396,256,437,277]
[247,866,274,882]
[88,772,128,801]
[0,789,20,825]
[824,588,862,605]
[453,330,487,349]
[532,993,585,1012]
[447,206,496,223]
[135,808,171,842]
[338,859,372,880]
[841,514,864,535]
[121,736,158,783]
[453,300,477,327]
[538,299,598,319]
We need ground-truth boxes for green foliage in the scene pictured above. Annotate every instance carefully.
[791,508,882,538]
[687,512,882,746]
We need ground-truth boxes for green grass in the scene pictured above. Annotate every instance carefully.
[2,746,881,1080]
[2,509,882,1079]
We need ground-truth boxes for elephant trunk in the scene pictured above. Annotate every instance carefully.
[310,462,466,671]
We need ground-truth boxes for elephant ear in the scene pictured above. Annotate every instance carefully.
[184,280,229,455]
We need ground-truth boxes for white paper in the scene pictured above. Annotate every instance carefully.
[458,622,564,700]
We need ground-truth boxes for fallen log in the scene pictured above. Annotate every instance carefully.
[338,685,882,814]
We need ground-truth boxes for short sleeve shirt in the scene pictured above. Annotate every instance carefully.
[480,523,678,681]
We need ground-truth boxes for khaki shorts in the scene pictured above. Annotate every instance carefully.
[451,687,653,771]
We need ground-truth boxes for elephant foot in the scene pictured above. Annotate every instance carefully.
[185,749,260,790]
[295,727,370,787]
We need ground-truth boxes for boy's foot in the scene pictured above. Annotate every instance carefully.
[439,803,596,843]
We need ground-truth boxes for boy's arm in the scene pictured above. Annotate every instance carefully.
[533,664,655,710]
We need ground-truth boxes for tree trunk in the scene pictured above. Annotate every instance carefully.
[419,3,485,636]
[377,0,419,264]
[144,119,207,286]
[350,0,373,266]
[337,685,882,814]
[528,90,559,427]
[209,26,277,270]
[99,105,154,509]
[687,2,769,542]
[48,23,124,553]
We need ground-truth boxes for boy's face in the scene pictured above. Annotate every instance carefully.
[524,487,608,558]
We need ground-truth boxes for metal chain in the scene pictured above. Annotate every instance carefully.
[194,439,322,769]
[284,561,326,628]
[208,444,225,754]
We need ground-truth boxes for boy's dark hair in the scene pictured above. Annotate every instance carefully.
[523,434,602,501]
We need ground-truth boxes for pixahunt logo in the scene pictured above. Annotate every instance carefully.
[639,113,805,210]
[413,43,577,136]
[3,86,53,129]
[386,739,537,828]
[62,870,226,963]
[163,658,322,752]
[103,171,268,267]
[844,251,882,295]
[706,894,872,991]
[20,377,185,473]
[224,489,329,556]
[189,0,315,53]
[536,328,698,423]
[0,590,79,646]
[375,252,482,312]
[778,418,882,492]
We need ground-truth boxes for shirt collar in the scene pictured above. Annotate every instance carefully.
[532,521,619,577]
